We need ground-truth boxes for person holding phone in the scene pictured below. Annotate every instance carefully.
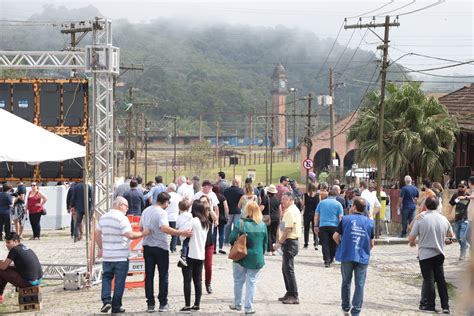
[448,180,470,261]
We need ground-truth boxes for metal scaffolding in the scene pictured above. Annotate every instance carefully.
[0,17,119,284]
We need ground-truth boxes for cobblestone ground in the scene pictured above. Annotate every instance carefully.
[0,231,470,315]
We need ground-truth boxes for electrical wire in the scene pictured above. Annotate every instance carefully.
[313,22,345,81]
[345,1,395,19]
[389,52,471,65]
[314,64,381,141]
[332,28,357,71]
[337,29,370,76]
[389,60,474,73]
[363,0,417,18]
[395,0,445,16]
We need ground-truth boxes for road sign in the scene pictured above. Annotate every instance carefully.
[129,259,145,272]
[172,165,177,171]
[303,159,314,170]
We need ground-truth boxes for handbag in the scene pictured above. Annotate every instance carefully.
[41,208,47,216]
[262,196,271,226]
[228,220,247,261]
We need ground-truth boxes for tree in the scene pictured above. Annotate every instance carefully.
[348,82,458,182]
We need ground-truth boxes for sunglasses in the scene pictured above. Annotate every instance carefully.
[31,184,37,187]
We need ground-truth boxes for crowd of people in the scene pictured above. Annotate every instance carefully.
[0,172,471,315]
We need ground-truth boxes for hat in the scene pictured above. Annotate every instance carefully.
[202,180,212,187]
[458,180,467,187]
[265,184,277,194]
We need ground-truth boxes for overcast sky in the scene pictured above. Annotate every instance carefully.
[1,0,473,77]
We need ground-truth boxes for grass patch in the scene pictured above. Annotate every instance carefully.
[147,160,302,185]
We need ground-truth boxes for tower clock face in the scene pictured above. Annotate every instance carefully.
[280,80,286,89]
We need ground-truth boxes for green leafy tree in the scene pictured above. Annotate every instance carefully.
[348,82,458,182]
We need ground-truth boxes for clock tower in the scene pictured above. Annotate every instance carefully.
[271,64,288,149]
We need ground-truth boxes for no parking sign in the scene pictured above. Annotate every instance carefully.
[303,159,314,170]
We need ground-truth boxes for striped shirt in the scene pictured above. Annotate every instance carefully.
[97,209,132,262]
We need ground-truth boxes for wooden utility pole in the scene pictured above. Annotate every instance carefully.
[134,112,139,177]
[249,114,253,165]
[199,115,203,142]
[345,16,400,237]
[144,118,149,183]
[292,89,297,162]
[216,121,220,170]
[305,94,313,190]
[264,100,269,185]
[329,67,336,174]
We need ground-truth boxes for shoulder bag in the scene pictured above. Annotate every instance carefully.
[228,220,247,261]
[262,197,271,226]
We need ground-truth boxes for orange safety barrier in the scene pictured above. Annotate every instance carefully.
[112,215,146,290]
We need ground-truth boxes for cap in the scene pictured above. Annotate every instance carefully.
[458,180,467,187]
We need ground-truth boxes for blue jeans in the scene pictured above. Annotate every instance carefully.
[455,220,469,252]
[212,223,226,250]
[224,214,241,244]
[401,208,415,236]
[169,221,178,252]
[101,260,129,312]
[233,262,261,312]
[341,261,368,315]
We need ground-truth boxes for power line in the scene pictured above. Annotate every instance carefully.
[314,64,381,141]
[345,0,395,19]
[396,0,445,16]
[389,52,471,65]
[363,0,417,18]
[390,60,474,73]
[313,22,345,81]
[337,29,370,75]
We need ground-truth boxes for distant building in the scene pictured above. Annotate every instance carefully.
[439,84,474,184]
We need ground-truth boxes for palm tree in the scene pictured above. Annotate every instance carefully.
[348,82,458,182]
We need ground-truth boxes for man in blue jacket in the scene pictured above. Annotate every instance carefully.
[333,197,374,316]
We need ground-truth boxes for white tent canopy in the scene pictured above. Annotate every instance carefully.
[0,109,86,164]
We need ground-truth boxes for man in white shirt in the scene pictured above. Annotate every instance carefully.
[193,180,219,225]
[360,181,381,219]
[166,183,182,253]
[95,197,149,314]
[177,176,194,200]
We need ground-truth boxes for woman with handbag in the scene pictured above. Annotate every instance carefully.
[212,185,229,255]
[261,185,280,255]
[26,183,48,240]
[179,200,209,313]
[229,201,268,314]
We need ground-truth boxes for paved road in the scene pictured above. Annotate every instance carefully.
[0,232,470,315]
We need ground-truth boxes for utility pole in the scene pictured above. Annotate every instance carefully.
[61,23,93,76]
[249,114,253,165]
[134,112,139,177]
[144,118,149,183]
[305,94,313,190]
[291,88,297,162]
[216,121,220,170]
[199,115,203,142]
[329,67,336,175]
[264,100,269,185]
[125,87,133,178]
[164,115,178,181]
[345,15,400,237]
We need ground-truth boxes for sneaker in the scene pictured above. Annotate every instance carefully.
[218,249,227,254]
[159,304,174,312]
[111,307,126,313]
[303,244,308,249]
[206,284,213,294]
[245,310,256,314]
[324,263,330,268]
[282,296,300,304]
[191,305,200,311]
[100,303,112,313]
[342,310,350,316]
[419,305,440,313]
[442,309,450,314]
[180,306,191,313]
[178,257,188,267]
[229,305,242,311]
[147,305,155,313]
[278,293,289,301]
[315,246,319,251]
